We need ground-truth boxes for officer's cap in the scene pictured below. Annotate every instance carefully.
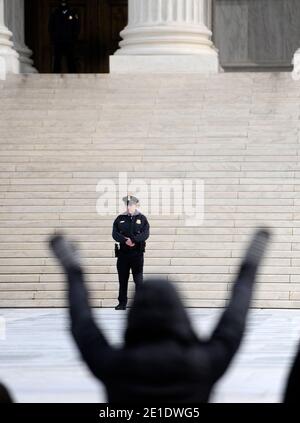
[123,195,139,206]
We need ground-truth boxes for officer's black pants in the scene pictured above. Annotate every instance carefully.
[117,251,144,306]
[53,42,77,73]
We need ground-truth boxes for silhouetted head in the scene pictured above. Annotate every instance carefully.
[0,383,14,403]
[60,0,69,8]
[124,279,199,347]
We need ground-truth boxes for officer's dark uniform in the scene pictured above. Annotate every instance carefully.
[112,198,150,309]
[48,2,80,73]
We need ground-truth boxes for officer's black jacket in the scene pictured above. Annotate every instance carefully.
[112,212,150,252]
[49,6,80,44]
[66,258,259,403]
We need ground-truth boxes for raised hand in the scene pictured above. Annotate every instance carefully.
[49,234,82,271]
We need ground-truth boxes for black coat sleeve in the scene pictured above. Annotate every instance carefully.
[283,342,300,403]
[112,217,127,243]
[204,261,258,382]
[132,216,150,243]
[66,267,116,381]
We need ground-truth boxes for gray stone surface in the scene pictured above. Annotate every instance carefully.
[214,0,300,67]
[0,308,300,403]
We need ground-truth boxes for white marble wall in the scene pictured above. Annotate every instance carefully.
[213,0,300,68]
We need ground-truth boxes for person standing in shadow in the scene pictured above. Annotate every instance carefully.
[49,228,270,403]
[48,0,81,73]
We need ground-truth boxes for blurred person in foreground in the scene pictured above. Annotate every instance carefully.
[49,228,271,403]
[283,342,300,402]
[0,383,14,403]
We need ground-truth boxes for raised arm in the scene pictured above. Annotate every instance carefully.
[49,235,116,382]
[205,229,271,382]
[283,342,300,403]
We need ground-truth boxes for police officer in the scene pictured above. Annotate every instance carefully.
[48,0,80,73]
[112,196,150,310]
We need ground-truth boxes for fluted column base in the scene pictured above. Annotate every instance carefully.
[110,53,218,73]
[4,0,37,74]
[292,48,300,81]
[0,24,19,79]
[15,43,37,74]
[110,0,219,74]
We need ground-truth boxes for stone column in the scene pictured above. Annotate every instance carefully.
[4,0,37,73]
[0,0,19,79]
[110,0,219,73]
[292,49,300,81]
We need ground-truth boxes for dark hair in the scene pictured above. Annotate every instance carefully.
[125,279,199,347]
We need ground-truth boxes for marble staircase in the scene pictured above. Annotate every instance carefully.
[0,72,300,308]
